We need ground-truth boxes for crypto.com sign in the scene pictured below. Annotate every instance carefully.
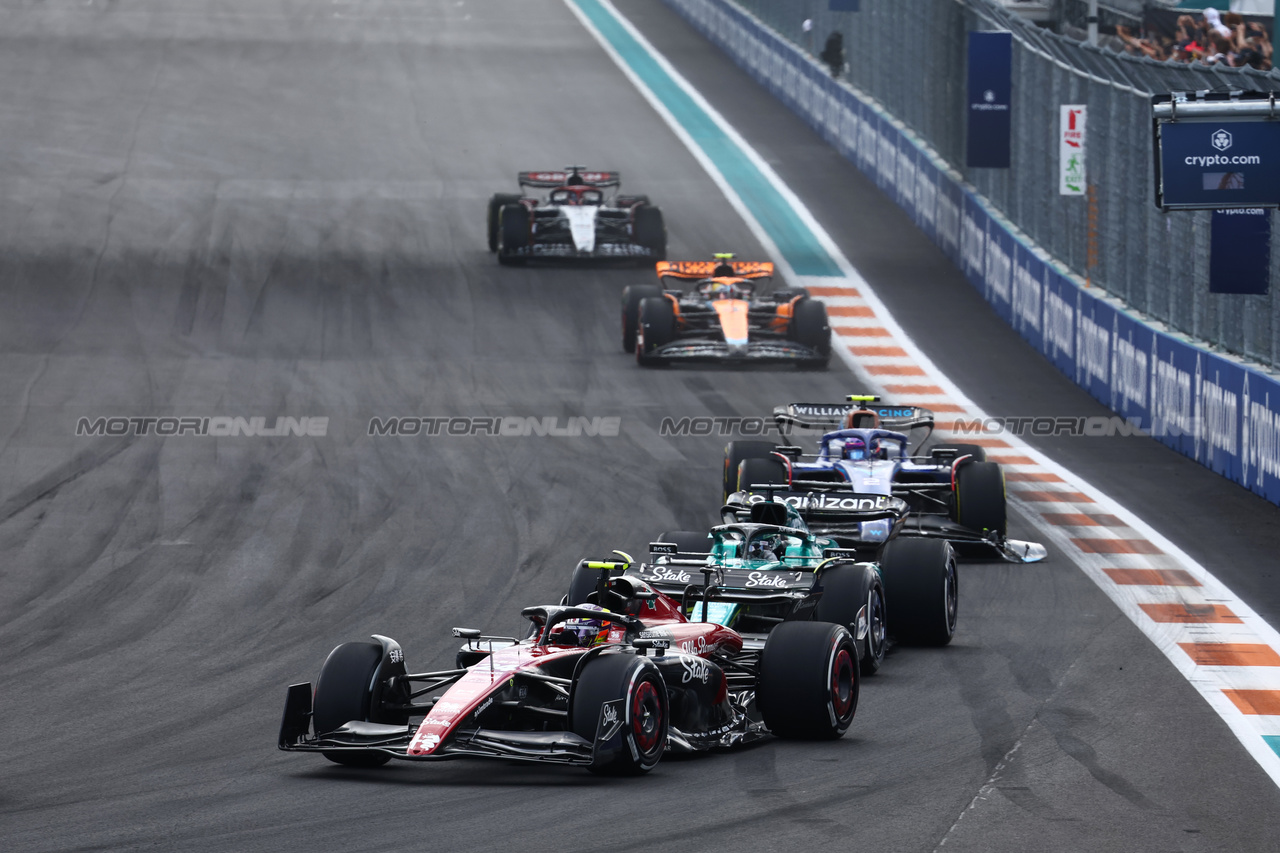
[1153,93,1280,210]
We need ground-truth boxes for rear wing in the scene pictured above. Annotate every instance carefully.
[732,490,910,522]
[772,401,935,432]
[656,260,775,281]
[518,170,621,189]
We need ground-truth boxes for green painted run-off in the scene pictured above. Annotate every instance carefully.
[573,0,842,277]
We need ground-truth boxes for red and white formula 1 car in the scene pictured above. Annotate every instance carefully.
[279,559,859,774]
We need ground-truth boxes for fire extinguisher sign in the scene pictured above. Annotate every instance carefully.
[1060,105,1087,196]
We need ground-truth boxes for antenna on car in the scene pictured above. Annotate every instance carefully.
[847,394,881,403]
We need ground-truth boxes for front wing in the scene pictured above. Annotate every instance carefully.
[646,338,828,366]
[279,682,597,765]
[504,241,660,261]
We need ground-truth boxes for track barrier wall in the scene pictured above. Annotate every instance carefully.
[661,0,1280,507]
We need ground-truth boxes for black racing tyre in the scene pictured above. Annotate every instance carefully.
[951,461,1006,536]
[758,621,858,739]
[621,284,662,353]
[313,642,394,767]
[487,193,521,252]
[633,206,666,258]
[722,440,778,501]
[636,297,675,366]
[879,538,958,646]
[813,564,885,676]
[736,456,789,495]
[569,654,668,775]
[497,203,529,265]
[788,297,831,358]
[657,530,712,555]
[566,561,600,607]
[931,443,988,463]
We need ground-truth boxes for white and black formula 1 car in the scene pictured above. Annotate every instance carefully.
[486,166,666,265]
[722,395,1047,563]
[279,567,859,775]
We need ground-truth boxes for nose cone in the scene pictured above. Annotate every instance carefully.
[713,300,750,349]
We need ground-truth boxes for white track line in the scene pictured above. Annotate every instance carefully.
[569,0,1280,786]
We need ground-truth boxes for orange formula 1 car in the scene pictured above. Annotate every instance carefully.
[621,254,831,368]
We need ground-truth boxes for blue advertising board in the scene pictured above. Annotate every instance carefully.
[966,31,1012,168]
[1210,208,1271,294]
[1157,120,1280,209]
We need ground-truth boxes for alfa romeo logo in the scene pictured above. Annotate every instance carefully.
[1211,129,1232,151]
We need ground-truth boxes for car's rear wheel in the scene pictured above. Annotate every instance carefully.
[880,538,958,646]
[789,297,831,361]
[487,193,521,252]
[622,285,662,353]
[636,297,674,366]
[313,642,394,767]
[813,564,886,676]
[758,621,858,739]
[737,456,789,495]
[723,440,778,501]
[633,206,666,259]
[951,461,1006,536]
[569,654,667,774]
[497,204,529,265]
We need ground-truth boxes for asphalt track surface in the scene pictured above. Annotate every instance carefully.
[1,1,1278,851]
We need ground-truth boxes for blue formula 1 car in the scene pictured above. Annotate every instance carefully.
[722,396,1046,564]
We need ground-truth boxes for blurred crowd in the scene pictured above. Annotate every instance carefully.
[1115,8,1272,70]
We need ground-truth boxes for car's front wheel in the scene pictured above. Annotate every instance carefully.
[758,621,858,739]
[569,654,668,774]
[636,296,675,366]
[621,284,662,353]
[312,642,396,767]
[880,538,958,646]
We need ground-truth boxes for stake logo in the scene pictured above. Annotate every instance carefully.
[596,699,625,742]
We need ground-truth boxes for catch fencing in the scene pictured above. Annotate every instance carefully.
[723,0,1280,368]
[662,0,1280,506]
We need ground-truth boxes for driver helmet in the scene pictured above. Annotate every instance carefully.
[830,436,867,460]
[551,187,580,206]
[556,603,610,647]
[746,533,783,562]
[704,279,746,300]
